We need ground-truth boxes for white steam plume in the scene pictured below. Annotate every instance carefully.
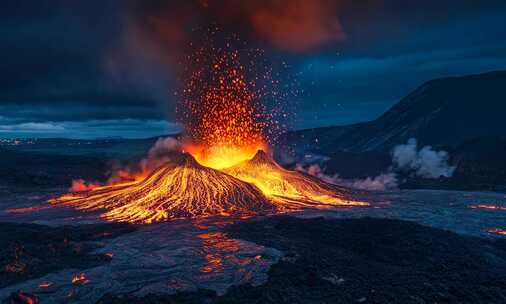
[295,163,398,191]
[392,138,456,178]
[296,138,456,191]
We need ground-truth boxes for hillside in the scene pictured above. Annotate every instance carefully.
[287,70,506,154]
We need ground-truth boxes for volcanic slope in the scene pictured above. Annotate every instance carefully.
[224,150,368,208]
[51,154,276,223]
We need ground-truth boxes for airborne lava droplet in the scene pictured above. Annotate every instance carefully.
[49,36,368,223]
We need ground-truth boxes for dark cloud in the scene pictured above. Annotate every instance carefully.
[1,0,506,137]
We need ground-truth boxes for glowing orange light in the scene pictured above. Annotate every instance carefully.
[469,204,506,211]
[72,273,89,285]
[225,150,368,207]
[38,282,53,289]
[489,228,506,236]
[48,43,368,223]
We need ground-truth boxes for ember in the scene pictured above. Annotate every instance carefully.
[38,282,53,289]
[49,40,367,223]
[72,272,89,285]
[177,36,285,170]
[469,204,506,211]
[6,290,39,304]
[488,228,506,236]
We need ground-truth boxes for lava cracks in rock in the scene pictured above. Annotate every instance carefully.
[224,150,368,208]
[52,154,276,223]
[51,151,368,223]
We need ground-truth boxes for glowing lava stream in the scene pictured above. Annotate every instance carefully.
[224,150,368,207]
[50,149,368,223]
[51,154,277,223]
[45,40,369,223]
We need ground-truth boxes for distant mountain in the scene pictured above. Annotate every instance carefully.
[287,70,506,153]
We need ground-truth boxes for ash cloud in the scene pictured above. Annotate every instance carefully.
[127,0,345,56]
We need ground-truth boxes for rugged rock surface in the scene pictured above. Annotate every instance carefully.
[98,216,506,304]
[0,222,135,288]
[286,71,506,153]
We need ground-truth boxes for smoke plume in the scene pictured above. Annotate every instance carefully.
[296,164,398,191]
[108,137,182,184]
[295,138,456,191]
[128,0,345,55]
[70,137,182,191]
[250,0,346,52]
[392,138,456,178]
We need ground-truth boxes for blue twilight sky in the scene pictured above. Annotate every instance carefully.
[1,0,506,138]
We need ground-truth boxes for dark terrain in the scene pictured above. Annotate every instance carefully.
[0,222,135,289]
[0,71,505,303]
[98,216,506,304]
[281,71,506,191]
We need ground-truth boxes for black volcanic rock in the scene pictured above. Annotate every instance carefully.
[0,222,135,288]
[98,216,506,304]
[0,148,109,188]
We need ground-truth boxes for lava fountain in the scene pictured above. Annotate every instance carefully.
[176,39,282,169]
[50,40,368,223]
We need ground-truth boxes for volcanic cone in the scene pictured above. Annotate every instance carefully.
[224,150,368,208]
[52,154,276,223]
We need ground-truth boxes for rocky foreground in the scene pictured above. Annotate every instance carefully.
[0,222,135,290]
[98,216,506,304]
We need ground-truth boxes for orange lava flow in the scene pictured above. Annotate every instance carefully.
[49,151,368,223]
[50,154,276,223]
[488,228,506,236]
[38,282,53,289]
[225,151,368,208]
[469,204,506,211]
[47,44,368,223]
[72,273,89,285]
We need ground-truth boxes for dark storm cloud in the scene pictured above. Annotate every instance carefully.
[1,0,506,136]
[292,4,506,127]
[0,0,170,122]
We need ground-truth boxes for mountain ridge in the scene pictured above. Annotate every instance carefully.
[287,70,506,153]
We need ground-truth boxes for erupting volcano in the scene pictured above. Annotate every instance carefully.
[51,154,276,223]
[51,150,367,223]
[50,39,368,223]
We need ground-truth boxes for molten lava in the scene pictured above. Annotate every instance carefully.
[177,38,285,170]
[488,228,506,236]
[469,204,506,211]
[225,150,368,207]
[51,154,276,223]
[49,42,367,223]
[183,142,266,170]
[50,150,367,223]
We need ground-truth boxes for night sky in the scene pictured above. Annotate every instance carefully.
[2,0,506,139]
